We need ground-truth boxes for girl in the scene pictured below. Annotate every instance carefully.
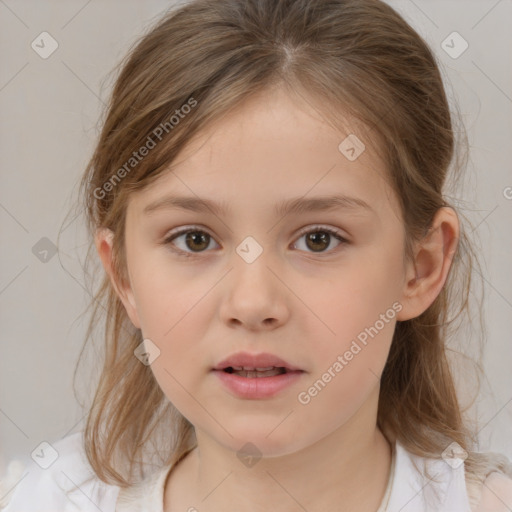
[3,0,512,510]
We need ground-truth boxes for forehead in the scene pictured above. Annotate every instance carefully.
[128,86,400,223]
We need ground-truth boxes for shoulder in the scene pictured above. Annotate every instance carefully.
[0,432,119,511]
[388,440,470,511]
[388,440,512,511]
[466,450,512,512]
[473,472,512,511]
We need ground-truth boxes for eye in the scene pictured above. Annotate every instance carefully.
[293,225,349,254]
[162,224,349,258]
[163,226,219,257]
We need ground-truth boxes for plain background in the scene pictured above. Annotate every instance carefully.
[1,0,511,483]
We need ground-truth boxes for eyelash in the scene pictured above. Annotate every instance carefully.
[162,225,349,258]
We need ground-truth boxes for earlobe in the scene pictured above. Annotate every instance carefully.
[94,227,141,329]
[396,207,459,321]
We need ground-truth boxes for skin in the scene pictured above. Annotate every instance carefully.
[96,85,459,511]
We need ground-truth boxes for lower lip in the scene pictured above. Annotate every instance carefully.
[213,370,304,399]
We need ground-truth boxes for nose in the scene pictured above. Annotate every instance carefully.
[219,249,290,332]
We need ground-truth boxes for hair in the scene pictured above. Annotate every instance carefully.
[63,0,511,495]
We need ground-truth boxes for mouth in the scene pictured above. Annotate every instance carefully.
[212,359,304,399]
[212,351,304,376]
[221,366,291,378]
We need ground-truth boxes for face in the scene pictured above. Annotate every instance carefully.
[108,86,412,457]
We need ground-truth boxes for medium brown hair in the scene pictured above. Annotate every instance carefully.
[67,0,496,488]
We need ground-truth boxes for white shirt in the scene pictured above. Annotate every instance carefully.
[1,431,512,511]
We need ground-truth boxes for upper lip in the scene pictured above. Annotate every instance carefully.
[213,352,303,371]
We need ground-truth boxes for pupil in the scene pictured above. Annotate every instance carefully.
[186,231,209,251]
[307,232,329,252]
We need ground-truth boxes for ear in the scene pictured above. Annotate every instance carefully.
[396,207,459,321]
[94,228,141,329]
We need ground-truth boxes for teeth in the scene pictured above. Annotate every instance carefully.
[231,367,285,378]
[229,366,278,371]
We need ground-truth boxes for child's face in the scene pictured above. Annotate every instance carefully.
[118,86,409,456]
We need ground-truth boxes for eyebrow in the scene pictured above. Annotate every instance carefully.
[143,194,374,217]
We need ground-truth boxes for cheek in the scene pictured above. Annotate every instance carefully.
[136,289,214,424]
[329,235,405,325]
[307,255,402,347]
[128,249,218,354]
[294,309,395,435]
[299,244,402,393]
[128,249,210,337]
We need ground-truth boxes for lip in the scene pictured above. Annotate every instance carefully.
[211,351,304,399]
[213,351,302,372]
[212,369,304,399]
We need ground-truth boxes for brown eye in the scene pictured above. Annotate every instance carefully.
[184,231,210,251]
[305,231,330,252]
[294,226,348,254]
[163,225,348,258]
[164,228,219,256]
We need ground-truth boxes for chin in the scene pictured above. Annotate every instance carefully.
[218,428,309,460]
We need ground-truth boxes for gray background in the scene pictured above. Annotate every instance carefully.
[1,0,511,484]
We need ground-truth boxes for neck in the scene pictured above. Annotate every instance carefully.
[165,390,392,512]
